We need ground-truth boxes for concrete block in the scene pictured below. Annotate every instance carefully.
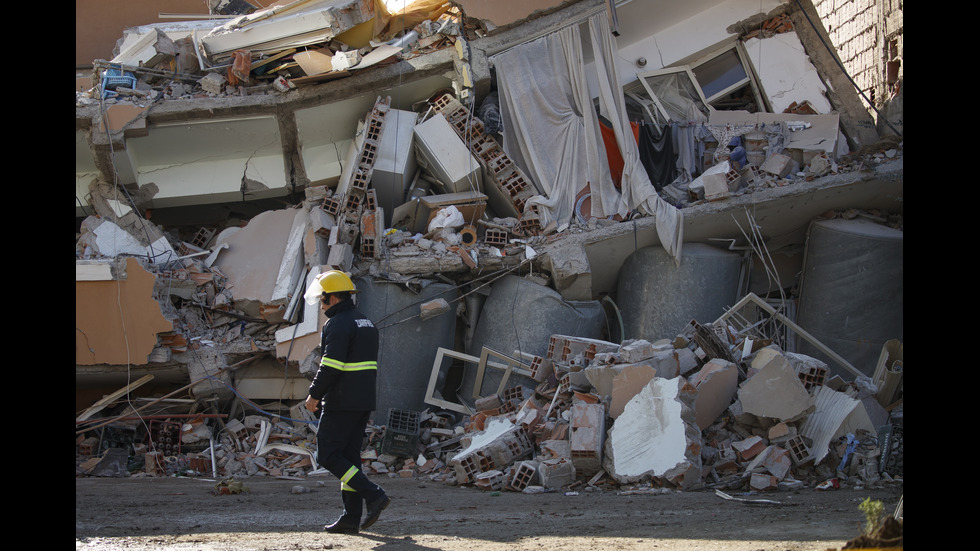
[739,349,814,423]
[689,359,738,430]
[703,172,731,201]
[609,364,658,419]
[474,469,505,490]
[618,339,656,363]
[419,298,450,321]
[540,439,570,459]
[583,362,628,398]
[677,347,700,376]
[326,242,354,271]
[199,72,226,94]
[648,349,681,379]
[731,435,766,461]
[569,400,604,475]
[538,457,576,489]
[330,49,361,70]
[749,472,779,491]
[603,377,702,486]
[761,153,793,177]
[309,206,336,235]
[757,445,792,479]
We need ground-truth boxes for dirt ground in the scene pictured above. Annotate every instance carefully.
[75,474,902,551]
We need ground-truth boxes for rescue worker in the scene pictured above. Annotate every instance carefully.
[303,270,390,534]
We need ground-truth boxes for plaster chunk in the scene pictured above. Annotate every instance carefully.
[603,377,701,486]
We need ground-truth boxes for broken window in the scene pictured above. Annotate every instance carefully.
[690,43,765,113]
[626,43,767,125]
[634,66,711,124]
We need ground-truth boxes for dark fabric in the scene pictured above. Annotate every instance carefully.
[316,409,384,501]
[638,123,676,192]
[308,298,379,411]
[477,91,502,135]
[342,489,362,520]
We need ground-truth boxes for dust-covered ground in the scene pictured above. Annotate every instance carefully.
[75,475,902,551]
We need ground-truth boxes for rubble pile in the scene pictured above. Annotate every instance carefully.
[77,309,904,499]
[76,0,465,105]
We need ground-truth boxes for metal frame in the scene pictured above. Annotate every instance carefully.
[472,347,535,400]
[714,292,862,379]
[636,66,711,124]
[424,348,478,415]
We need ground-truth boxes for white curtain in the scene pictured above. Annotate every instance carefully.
[493,13,683,262]
[587,14,683,261]
[493,22,610,231]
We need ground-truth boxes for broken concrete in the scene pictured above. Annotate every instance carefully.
[603,377,702,488]
[689,359,738,430]
[737,348,815,424]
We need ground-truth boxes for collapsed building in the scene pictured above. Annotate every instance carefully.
[75,0,903,492]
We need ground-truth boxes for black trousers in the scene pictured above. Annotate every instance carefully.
[316,409,384,519]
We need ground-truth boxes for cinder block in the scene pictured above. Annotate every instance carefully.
[538,457,576,489]
[760,153,792,178]
[703,172,731,201]
[510,460,539,491]
[732,435,766,461]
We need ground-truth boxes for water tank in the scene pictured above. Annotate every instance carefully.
[796,218,903,379]
[617,243,743,342]
[354,277,459,421]
[462,275,605,401]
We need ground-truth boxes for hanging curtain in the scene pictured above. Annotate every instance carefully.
[493,22,610,230]
[493,13,683,262]
[587,13,682,262]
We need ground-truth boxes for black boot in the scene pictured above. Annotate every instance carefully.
[324,490,362,534]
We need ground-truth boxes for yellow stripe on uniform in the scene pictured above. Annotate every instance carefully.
[341,482,356,492]
[320,357,378,371]
[341,465,359,484]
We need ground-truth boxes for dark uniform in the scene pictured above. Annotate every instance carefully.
[309,297,387,530]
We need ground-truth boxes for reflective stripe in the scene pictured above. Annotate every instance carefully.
[320,357,378,372]
[341,482,356,492]
[341,465,359,484]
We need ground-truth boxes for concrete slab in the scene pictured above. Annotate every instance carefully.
[738,348,813,423]
[213,208,303,319]
[76,257,174,366]
[689,358,738,430]
[609,364,658,419]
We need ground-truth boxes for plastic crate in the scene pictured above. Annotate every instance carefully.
[380,429,418,457]
[380,408,420,457]
[387,408,420,433]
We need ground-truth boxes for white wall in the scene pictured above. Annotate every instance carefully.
[124,116,288,208]
[744,33,832,114]
[592,0,784,92]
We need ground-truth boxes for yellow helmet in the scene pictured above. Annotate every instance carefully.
[303,270,358,305]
